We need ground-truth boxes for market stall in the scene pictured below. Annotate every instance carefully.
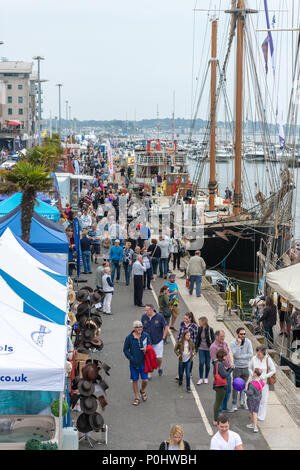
[266,263,300,310]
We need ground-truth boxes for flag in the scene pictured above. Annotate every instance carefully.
[74,217,82,277]
[279,121,286,149]
[262,36,269,74]
[264,0,275,78]
[106,139,114,176]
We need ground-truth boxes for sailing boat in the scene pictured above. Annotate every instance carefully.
[185,0,296,274]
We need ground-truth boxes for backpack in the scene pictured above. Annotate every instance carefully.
[214,362,227,387]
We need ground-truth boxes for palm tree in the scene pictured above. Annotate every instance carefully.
[0,161,53,243]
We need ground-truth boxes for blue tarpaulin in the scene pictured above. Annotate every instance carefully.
[0,206,69,257]
[0,193,60,221]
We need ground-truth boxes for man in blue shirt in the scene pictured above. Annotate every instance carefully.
[123,320,152,406]
[109,239,123,282]
[141,304,168,377]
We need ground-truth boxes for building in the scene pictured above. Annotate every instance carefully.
[0,60,38,151]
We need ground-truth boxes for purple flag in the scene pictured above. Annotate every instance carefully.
[262,36,269,74]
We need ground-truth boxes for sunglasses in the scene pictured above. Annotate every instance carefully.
[239,333,246,336]
[135,326,143,329]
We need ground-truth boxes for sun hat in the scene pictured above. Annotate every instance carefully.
[89,412,104,432]
[76,290,89,303]
[82,363,99,381]
[76,413,93,433]
[77,380,95,397]
[80,395,98,414]
[99,362,111,376]
[98,395,108,411]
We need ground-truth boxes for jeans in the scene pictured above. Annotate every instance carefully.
[214,387,227,421]
[264,326,274,344]
[82,251,91,273]
[159,258,169,277]
[111,261,120,281]
[231,367,249,406]
[144,268,152,289]
[123,262,132,286]
[189,275,202,296]
[219,373,232,413]
[151,257,159,275]
[172,253,181,270]
[178,360,192,390]
[198,349,211,379]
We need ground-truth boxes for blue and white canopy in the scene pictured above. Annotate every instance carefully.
[0,301,67,391]
[0,228,68,324]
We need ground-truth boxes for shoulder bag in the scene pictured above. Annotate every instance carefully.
[266,356,276,385]
[214,362,227,387]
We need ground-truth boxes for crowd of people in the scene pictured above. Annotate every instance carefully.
[63,147,285,450]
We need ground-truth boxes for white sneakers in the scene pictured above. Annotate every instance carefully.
[197,379,208,385]
[246,423,259,433]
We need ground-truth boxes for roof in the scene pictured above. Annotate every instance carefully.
[0,61,33,74]
[0,206,68,254]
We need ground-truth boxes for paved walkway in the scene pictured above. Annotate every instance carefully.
[174,271,300,450]
[71,263,275,450]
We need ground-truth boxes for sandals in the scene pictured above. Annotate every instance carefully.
[140,390,147,402]
[132,398,140,406]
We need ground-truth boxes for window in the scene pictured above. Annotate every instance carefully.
[18,108,23,115]
[18,84,23,90]
[7,84,12,90]
[7,96,12,103]
[18,97,23,103]
[8,108,12,115]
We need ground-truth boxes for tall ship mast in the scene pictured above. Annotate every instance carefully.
[186,0,297,275]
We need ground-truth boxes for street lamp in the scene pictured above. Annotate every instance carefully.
[33,56,45,146]
[56,84,63,135]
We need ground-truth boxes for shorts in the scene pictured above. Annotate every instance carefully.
[152,340,164,359]
[130,364,148,381]
[171,304,179,318]
[91,245,100,255]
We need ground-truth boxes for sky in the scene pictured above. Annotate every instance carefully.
[0,0,298,122]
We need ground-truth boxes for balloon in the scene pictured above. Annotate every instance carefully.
[232,377,246,392]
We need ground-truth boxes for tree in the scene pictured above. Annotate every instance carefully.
[0,161,53,243]
[21,134,63,171]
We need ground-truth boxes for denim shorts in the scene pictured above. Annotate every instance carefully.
[130,364,148,381]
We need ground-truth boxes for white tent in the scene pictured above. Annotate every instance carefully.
[0,228,67,324]
[0,301,67,392]
[266,263,300,310]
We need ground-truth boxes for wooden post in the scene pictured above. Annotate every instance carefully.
[233,0,245,216]
[209,18,218,211]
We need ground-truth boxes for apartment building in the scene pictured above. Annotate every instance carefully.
[0,60,37,150]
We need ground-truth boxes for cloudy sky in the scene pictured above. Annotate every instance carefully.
[0,0,298,122]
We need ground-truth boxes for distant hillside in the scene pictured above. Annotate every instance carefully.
[56,117,283,134]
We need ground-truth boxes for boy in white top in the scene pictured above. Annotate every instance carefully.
[210,415,243,450]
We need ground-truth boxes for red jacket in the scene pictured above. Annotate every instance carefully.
[144,345,158,373]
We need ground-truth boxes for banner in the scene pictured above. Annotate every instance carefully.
[107,139,114,175]
[73,218,82,277]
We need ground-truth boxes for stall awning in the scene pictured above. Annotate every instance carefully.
[266,263,300,310]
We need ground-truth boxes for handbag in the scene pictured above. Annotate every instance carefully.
[186,277,190,289]
[266,356,276,385]
[214,362,227,387]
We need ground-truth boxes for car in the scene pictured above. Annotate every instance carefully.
[205,269,235,293]
[0,160,16,170]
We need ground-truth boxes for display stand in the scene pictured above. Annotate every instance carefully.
[78,425,108,447]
